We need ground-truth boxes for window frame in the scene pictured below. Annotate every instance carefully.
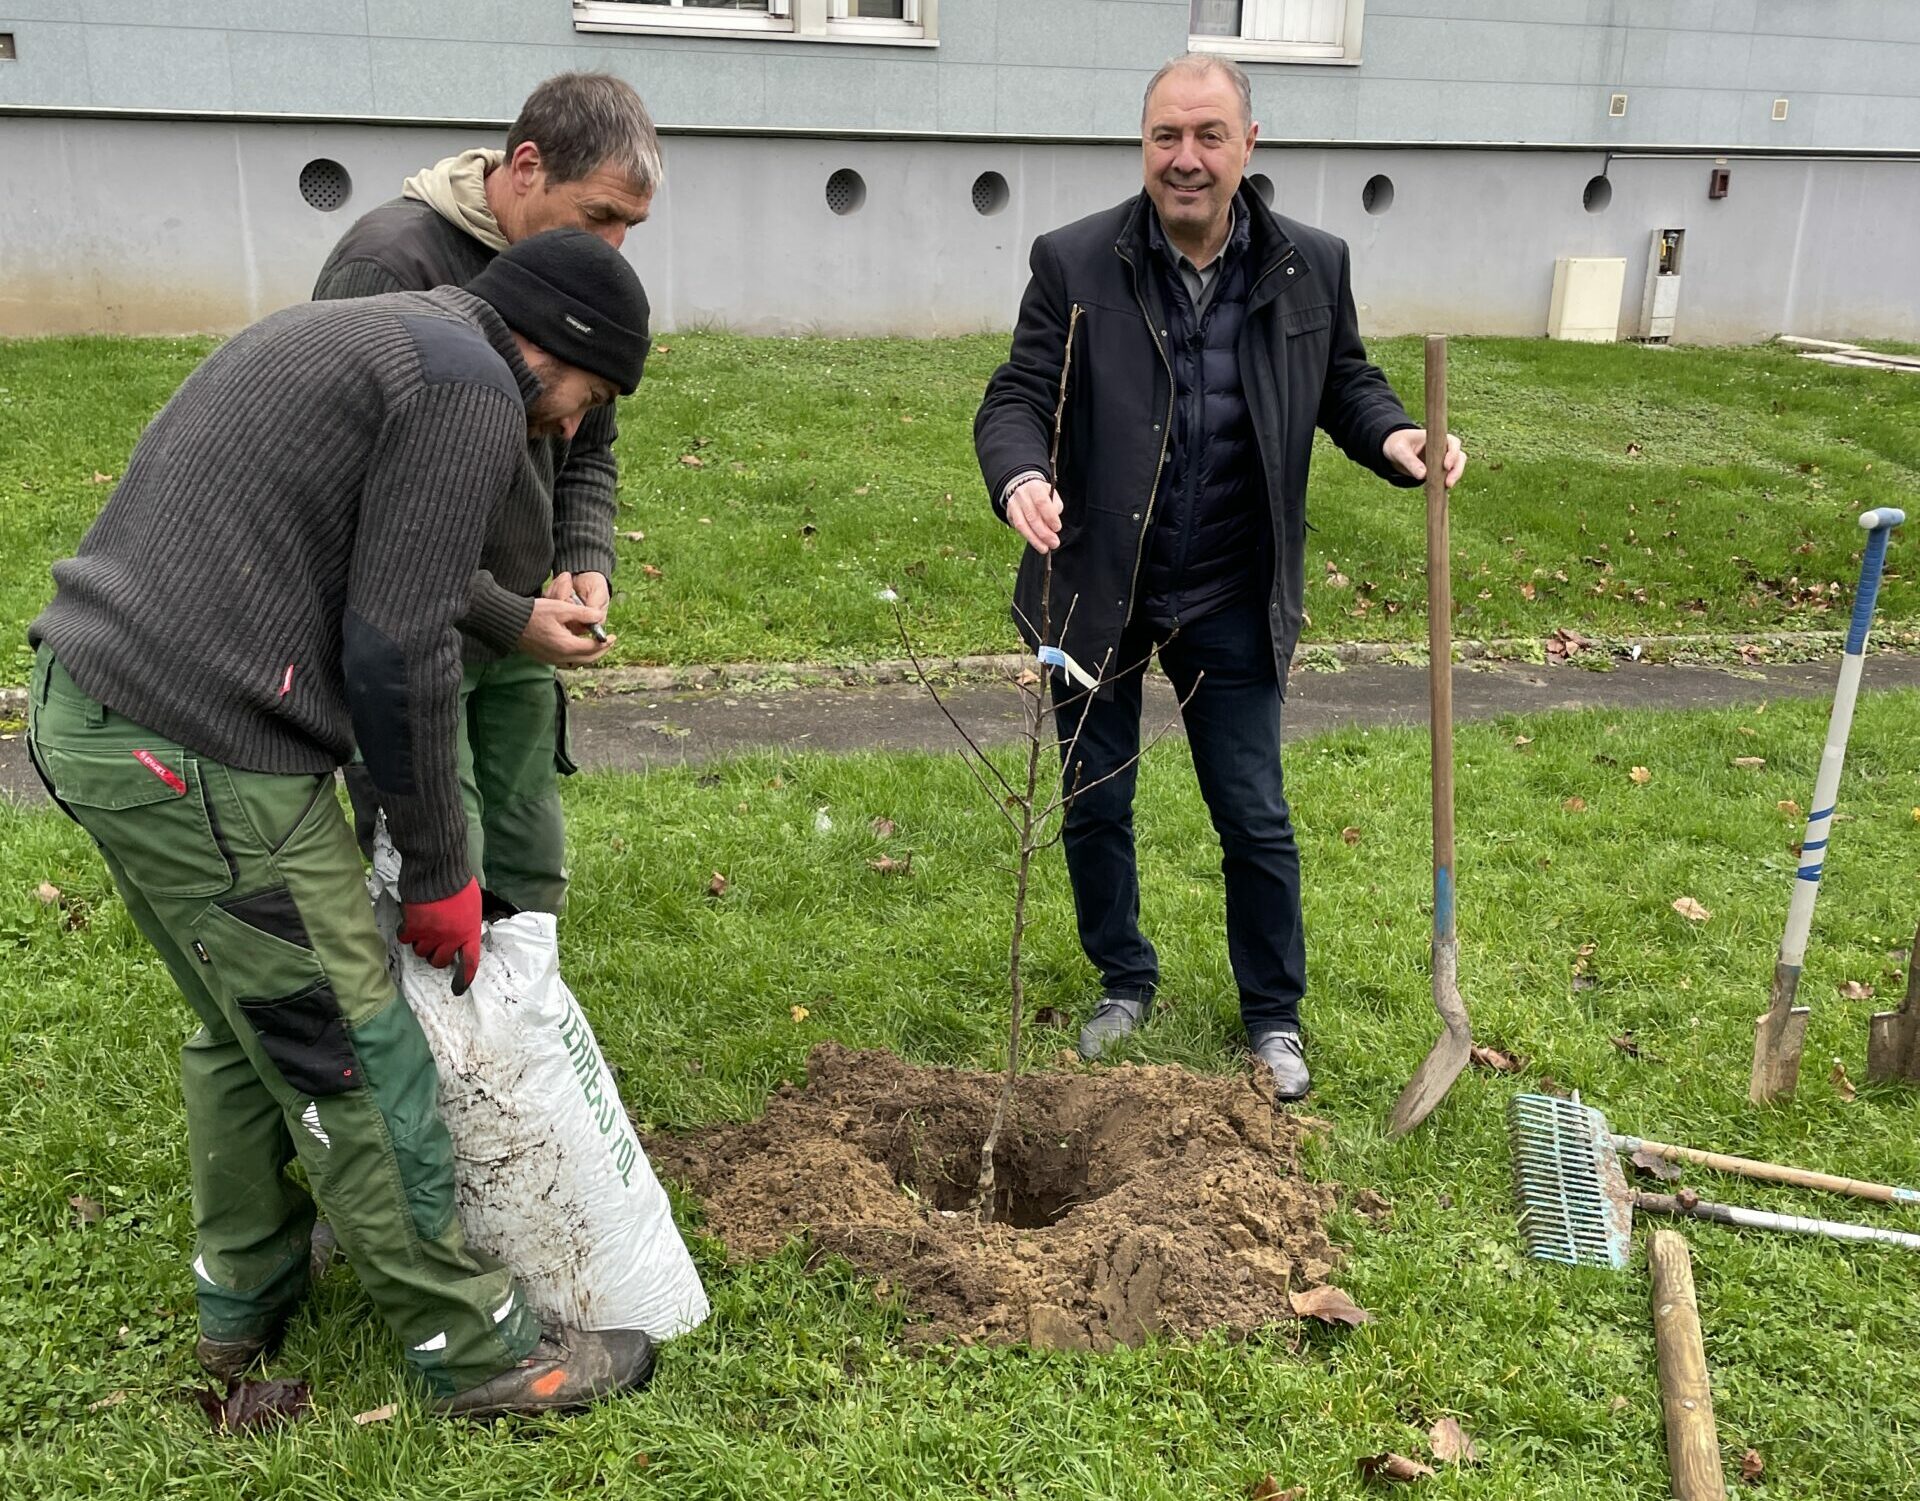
[573,0,937,47]
[1188,0,1365,67]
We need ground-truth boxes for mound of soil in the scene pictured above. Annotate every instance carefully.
[646,1043,1344,1350]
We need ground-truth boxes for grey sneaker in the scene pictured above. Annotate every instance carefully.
[1077,996,1151,1060]
[432,1327,657,1419]
[193,1221,340,1381]
[1251,1029,1311,1101]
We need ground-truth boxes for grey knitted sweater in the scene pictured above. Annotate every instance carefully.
[30,288,540,902]
[313,195,620,657]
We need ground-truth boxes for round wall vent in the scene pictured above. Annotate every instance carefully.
[299,158,353,213]
[1582,174,1613,214]
[1248,173,1275,208]
[971,170,1010,216]
[1361,174,1394,216]
[825,168,867,217]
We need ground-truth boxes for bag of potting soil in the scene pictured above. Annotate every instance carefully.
[368,828,709,1341]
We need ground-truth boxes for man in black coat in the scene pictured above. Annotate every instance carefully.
[974,53,1465,1100]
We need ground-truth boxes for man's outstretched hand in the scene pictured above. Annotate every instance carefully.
[1383,428,1467,488]
[1006,476,1065,554]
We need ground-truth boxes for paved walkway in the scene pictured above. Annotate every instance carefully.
[9,653,1915,805]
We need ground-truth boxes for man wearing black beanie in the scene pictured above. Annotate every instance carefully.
[317,72,663,928]
[28,229,657,1417]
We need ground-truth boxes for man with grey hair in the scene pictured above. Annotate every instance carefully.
[975,53,1464,1101]
[314,71,663,917]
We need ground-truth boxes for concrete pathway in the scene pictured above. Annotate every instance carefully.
[9,653,1915,806]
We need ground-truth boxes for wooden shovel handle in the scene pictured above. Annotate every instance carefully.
[1649,1231,1728,1501]
[1617,1136,1919,1206]
[1425,336,1454,944]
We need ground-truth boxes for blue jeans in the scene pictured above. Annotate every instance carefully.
[1051,592,1305,1037]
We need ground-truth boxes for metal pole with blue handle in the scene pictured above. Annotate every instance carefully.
[1750,507,1906,1103]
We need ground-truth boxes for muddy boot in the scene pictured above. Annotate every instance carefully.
[432,1328,656,1419]
[1077,996,1150,1060]
[193,1222,339,1382]
[1251,1029,1310,1102]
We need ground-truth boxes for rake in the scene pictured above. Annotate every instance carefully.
[1507,1092,1920,1269]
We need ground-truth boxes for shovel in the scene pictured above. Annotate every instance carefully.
[1389,335,1473,1138]
[1750,506,1906,1103]
[1866,918,1920,1084]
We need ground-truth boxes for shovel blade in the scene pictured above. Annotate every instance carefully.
[1867,1009,1920,1084]
[1389,980,1472,1138]
[1749,1005,1811,1104]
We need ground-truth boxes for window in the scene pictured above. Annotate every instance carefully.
[573,0,795,39]
[827,0,926,41]
[575,0,934,45]
[1189,0,1364,65]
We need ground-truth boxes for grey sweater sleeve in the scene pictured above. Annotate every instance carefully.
[344,381,526,902]
[551,400,620,580]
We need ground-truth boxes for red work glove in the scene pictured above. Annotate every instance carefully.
[399,879,481,995]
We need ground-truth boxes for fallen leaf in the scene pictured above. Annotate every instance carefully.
[641,564,664,579]
[1573,942,1597,973]
[1512,735,1534,748]
[352,1403,397,1426]
[1470,1045,1525,1073]
[1732,756,1766,769]
[870,817,897,839]
[1609,1395,1630,1414]
[1625,442,1644,458]
[1838,980,1875,1001]
[868,854,913,876]
[35,881,61,905]
[1737,725,1758,736]
[182,1378,311,1433]
[1913,807,1920,824]
[1672,896,1711,923]
[678,453,705,468]
[1428,1417,1479,1465]
[1290,1284,1372,1326]
[1629,1146,1685,1182]
[1831,1058,1857,1102]
[1358,1452,1435,1484]
[698,516,713,525]
[90,470,115,484]
[68,1195,104,1225]
[1015,668,1040,687]
[853,485,870,496]
[1519,582,1537,602]
[621,529,646,541]
[707,872,728,898]
[1739,1449,1765,1485]
[1629,766,1652,785]
[1248,1478,1306,1501]
[1342,826,1362,845]
[1562,797,1587,813]
[1779,800,1802,816]
[790,1005,810,1024]
[86,1391,130,1412]
[1537,1075,1574,1098]
[1031,1007,1073,1030]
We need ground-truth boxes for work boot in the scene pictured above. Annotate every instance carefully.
[433,1328,657,1420]
[1251,1029,1311,1102]
[1077,995,1150,1060]
[192,1221,339,1381]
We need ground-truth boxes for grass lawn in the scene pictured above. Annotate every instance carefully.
[4,692,1920,1497]
[2,333,1918,685]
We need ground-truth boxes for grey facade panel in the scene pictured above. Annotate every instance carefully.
[2,1,1918,148]
[3,116,1915,345]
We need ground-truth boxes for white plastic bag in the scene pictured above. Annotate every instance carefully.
[370,832,709,1340]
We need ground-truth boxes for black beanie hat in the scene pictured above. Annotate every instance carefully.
[468,228,651,395]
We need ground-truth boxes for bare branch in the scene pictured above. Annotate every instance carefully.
[892,606,1024,833]
[1041,667,1204,823]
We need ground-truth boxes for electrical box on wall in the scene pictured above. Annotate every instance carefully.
[1548,257,1627,342]
[1640,228,1685,342]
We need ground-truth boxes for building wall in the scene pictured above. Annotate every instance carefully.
[3,114,1915,343]
[3,1,1920,149]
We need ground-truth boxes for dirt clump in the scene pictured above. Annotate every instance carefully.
[646,1043,1345,1350]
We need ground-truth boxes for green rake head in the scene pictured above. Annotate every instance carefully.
[1507,1093,1634,1269]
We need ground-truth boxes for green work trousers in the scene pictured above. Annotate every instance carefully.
[349,653,573,915]
[27,647,539,1395]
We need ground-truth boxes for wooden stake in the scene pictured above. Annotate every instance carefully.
[1649,1231,1727,1501]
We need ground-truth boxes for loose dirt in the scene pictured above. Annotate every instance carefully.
[647,1043,1345,1350]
